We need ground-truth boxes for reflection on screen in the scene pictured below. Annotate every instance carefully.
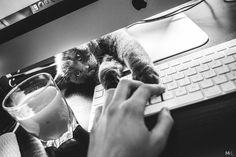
[0,0,63,30]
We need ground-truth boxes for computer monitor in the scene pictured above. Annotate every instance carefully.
[0,0,197,134]
[0,0,192,76]
[0,0,39,19]
[0,0,64,29]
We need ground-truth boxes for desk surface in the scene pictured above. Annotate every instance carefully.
[12,0,236,156]
[156,0,236,156]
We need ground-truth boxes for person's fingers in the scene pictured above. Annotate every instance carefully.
[92,89,115,130]
[127,84,165,115]
[92,89,116,131]
[150,108,174,148]
[91,106,103,131]
[111,79,143,104]
[103,88,116,111]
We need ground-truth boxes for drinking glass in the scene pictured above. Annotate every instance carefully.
[2,73,78,148]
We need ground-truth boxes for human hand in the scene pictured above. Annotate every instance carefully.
[88,79,174,157]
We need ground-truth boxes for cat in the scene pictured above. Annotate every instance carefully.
[54,28,159,97]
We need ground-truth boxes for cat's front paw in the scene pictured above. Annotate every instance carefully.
[133,66,159,84]
[99,69,120,89]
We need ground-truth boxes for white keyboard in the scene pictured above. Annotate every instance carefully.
[88,39,236,131]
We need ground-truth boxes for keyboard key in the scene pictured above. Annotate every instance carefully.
[192,53,202,60]
[150,96,162,105]
[158,70,166,77]
[190,73,204,82]
[221,56,235,64]
[208,60,222,69]
[221,81,236,93]
[169,59,181,67]
[158,63,169,71]
[203,86,222,98]
[178,78,191,87]
[144,91,204,115]
[181,56,192,63]
[202,70,216,79]
[95,84,104,91]
[187,83,200,93]
[121,74,132,80]
[234,54,236,60]
[185,68,197,77]
[166,81,178,90]
[165,67,177,75]
[213,75,228,85]
[163,91,174,100]
[204,50,215,56]
[196,64,209,72]
[215,44,227,52]
[201,56,212,64]
[173,72,185,80]
[215,65,230,74]
[161,76,173,84]
[94,90,104,98]
[175,87,187,97]
[200,79,214,89]
[228,62,236,71]
[226,71,236,80]
[126,74,132,79]
[226,39,236,48]
[189,60,200,68]
[213,52,225,60]
[226,40,236,48]
[225,47,236,56]
[176,64,188,71]
[94,96,105,106]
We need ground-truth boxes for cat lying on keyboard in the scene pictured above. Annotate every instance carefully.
[54,28,159,97]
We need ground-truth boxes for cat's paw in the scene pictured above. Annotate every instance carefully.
[99,69,120,89]
[133,66,159,84]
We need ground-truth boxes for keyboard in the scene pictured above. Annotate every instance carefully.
[88,39,236,131]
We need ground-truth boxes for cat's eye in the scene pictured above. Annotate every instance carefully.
[76,54,82,61]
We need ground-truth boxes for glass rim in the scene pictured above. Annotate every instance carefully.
[2,72,53,111]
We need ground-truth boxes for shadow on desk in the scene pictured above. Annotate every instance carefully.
[146,92,236,157]
[16,125,89,157]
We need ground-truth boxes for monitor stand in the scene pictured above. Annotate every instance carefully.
[127,13,209,62]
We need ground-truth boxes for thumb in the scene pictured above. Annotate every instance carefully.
[92,89,115,130]
[91,106,103,131]
[150,108,174,148]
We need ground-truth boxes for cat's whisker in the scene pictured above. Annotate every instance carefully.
[56,70,69,85]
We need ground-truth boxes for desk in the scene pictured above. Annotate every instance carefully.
[150,0,236,156]
[11,0,236,156]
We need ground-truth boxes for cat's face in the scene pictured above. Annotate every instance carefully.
[57,46,98,84]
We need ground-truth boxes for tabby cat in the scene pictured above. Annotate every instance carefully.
[54,28,159,97]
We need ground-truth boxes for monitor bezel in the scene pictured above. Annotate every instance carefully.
[0,0,98,44]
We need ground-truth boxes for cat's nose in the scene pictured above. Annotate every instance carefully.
[85,65,89,70]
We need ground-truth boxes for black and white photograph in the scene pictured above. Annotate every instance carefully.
[0,0,236,157]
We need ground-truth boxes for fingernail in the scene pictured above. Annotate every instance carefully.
[160,87,166,93]
[161,107,170,112]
